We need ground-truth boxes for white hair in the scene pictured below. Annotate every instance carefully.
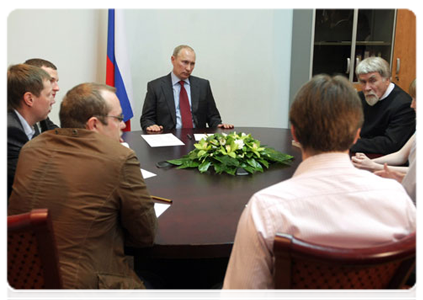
[356,57,391,79]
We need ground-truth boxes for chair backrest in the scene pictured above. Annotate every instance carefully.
[273,232,416,289]
[8,208,63,289]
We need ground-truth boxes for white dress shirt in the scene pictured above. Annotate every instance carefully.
[223,152,416,289]
[380,82,395,101]
[14,109,36,140]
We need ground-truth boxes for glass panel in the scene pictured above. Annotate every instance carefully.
[312,9,354,77]
[353,9,395,82]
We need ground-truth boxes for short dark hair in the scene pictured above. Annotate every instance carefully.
[24,58,57,70]
[289,74,364,153]
[7,64,51,111]
[59,83,116,128]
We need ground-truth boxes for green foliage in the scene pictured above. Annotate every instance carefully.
[167,132,294,175]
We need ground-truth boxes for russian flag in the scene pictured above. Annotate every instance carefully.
[106,9,134,131]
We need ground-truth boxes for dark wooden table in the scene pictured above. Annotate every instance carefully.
[123,127,302,259]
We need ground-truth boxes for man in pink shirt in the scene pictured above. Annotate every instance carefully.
[223,75,416,289]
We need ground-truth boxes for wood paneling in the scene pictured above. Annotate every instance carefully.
[391,9,416,92]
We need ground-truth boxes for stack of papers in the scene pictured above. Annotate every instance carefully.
[194,133,210,141]
[141,133,185,147]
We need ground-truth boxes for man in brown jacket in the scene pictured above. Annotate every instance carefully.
[8,83,157,289]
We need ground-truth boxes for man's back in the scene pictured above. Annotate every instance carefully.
[8,129,157,289]
[224,74,416,289]
[223,153,416,289]
[250,153,415,246]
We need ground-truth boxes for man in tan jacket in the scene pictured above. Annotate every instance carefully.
[8,83,157,289]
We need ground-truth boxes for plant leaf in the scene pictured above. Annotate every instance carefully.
[258,159,269,168]
[198,160,211,173]
[213,162,225,174]
[243,165,255,174]
[167,159,183,166]
[225,167,237,176]
[197,150,208,158]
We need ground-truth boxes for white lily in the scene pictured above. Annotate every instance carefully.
[234,139,244,149]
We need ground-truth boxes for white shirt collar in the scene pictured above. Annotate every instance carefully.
[171,72,190,86]
[14,109,36,140]
[380,83,395,101]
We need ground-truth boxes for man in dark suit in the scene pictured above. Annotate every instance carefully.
[24,58,60,131]
[7,64,55,199]
[141,45,233,132]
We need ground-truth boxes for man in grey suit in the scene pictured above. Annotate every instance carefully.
[7,64,55,198]
[141,45,233,132]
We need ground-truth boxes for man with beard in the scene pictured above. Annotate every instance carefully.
[350,57,415,155]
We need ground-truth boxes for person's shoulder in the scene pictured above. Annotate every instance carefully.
[51,129,135,157]
[250,178,297,206]
[190,75,209,84]
[366,173,415,207]
[392,83,409,94]
[90,130,130,149]
[356,167,405,190]
[7,110,17,118]
[93,134,135,156]
[7,112,26,143]
[7,110,21,128]
[391,84,412,102]
[149,73,171,85]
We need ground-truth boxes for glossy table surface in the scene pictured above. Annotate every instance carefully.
[123,127,302,258]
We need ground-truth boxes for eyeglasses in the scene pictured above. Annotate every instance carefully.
[105,114,124,122]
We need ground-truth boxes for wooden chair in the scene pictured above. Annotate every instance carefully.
[8,209,63,289]
[273,232,416,289]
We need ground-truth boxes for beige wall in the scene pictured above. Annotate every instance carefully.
[7,9,293,130]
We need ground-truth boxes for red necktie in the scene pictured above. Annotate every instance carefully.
[179,81,193,128]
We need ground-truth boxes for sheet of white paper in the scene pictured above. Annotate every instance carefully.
[141,133,185,147]
[141,169,156,179]
[154,202,171,218]
[194,133,210,141]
